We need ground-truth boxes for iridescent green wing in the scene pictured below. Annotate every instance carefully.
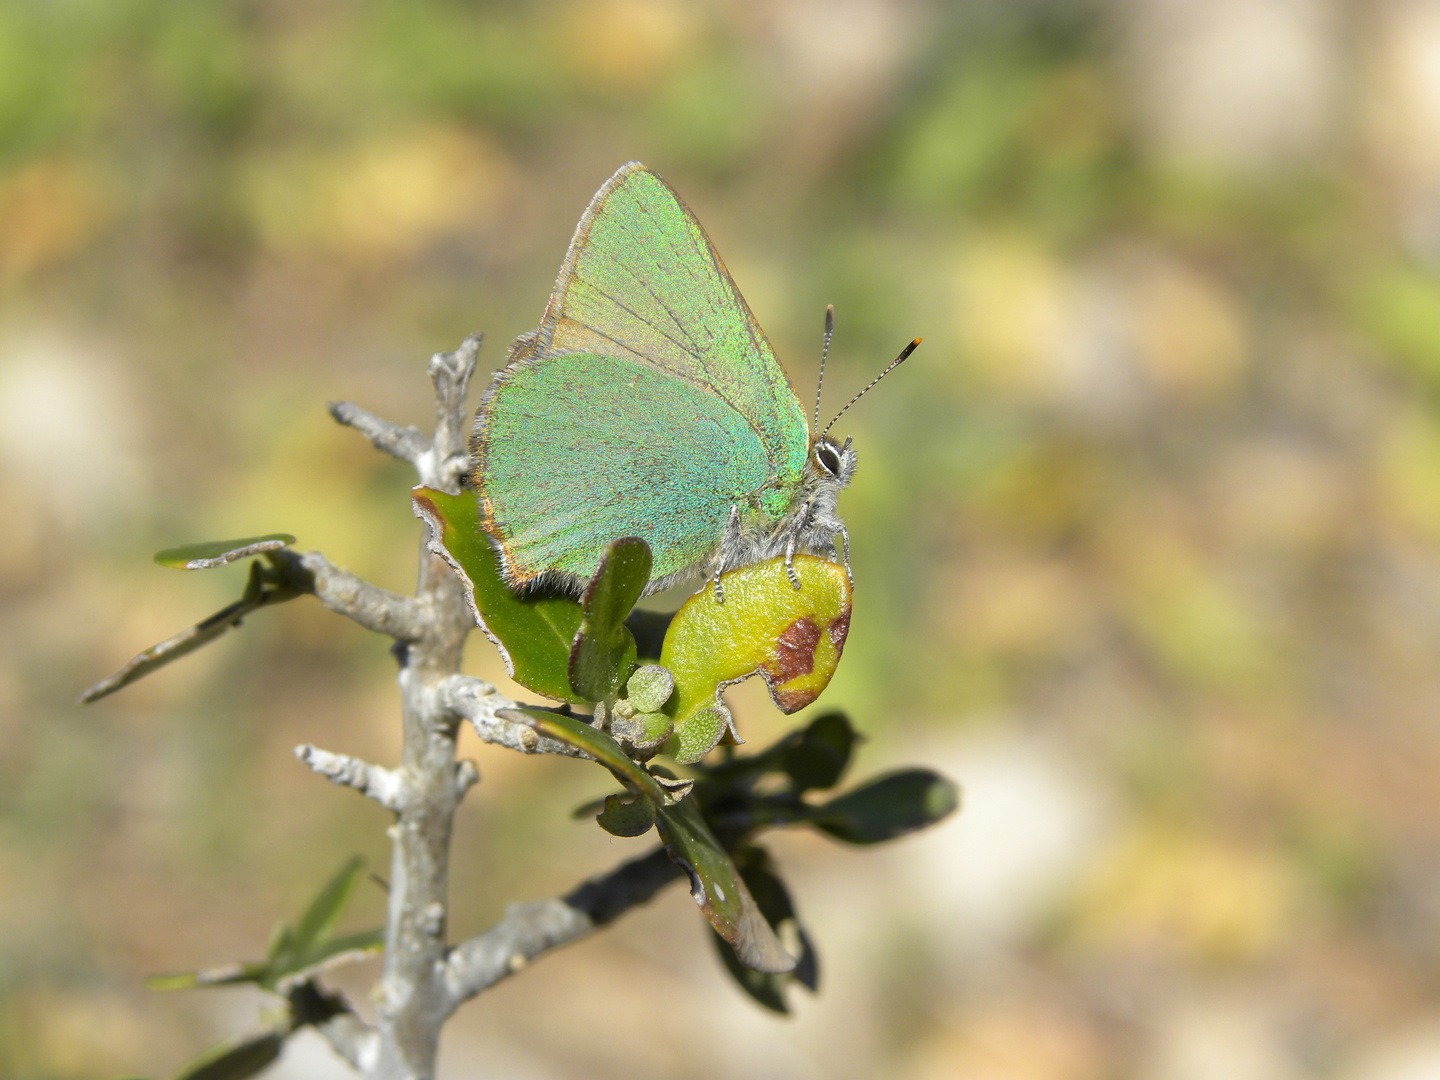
[474,163,810,586]
[476,351,771,584]
[536,163,809,492]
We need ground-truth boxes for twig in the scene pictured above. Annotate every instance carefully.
[432,675,589,759]
[360,336,485,1078]
[80,548,423,704]
[295,745,405,812]
[454,759,480,798]
[78,561,300,704]
[268,549,424,641]
[441,848,681,1009]
[314,1011,379,1074]
[288,982,378,1072]
[425,334,481,493]
[328,401,429,466]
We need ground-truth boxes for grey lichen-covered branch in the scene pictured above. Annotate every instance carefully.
[269,548,424,640]
[297,336,681,1079]
[441,848,681,1009]
[85,334,687,1078]
[294,744,407,811]
[433,674,590,758]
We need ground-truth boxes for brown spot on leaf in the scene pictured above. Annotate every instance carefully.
[771,617,820,680]
[772,685,812,713]
[828,608,850,653]
[766,617,821,712]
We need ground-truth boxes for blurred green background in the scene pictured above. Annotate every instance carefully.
[8,0,1440,1076]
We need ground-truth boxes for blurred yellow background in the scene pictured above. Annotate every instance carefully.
[7,1,1440,1077]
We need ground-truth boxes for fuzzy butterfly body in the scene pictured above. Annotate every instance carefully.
[471,162,857,596]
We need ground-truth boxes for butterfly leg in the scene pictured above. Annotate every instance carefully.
[712,505,742,603]
[784,534,802,590]
[835,524,853,586]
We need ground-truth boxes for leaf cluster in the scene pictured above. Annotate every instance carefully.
[412,490,957,1006]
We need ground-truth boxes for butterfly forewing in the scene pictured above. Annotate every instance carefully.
[473,164,813,589]
[545,165,808,478]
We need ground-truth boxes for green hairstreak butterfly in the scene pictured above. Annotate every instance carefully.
[471,162,917,597]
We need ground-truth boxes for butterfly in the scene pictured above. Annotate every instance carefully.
[470,162,915,598]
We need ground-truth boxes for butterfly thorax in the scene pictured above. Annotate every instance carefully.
[700,435,856,588]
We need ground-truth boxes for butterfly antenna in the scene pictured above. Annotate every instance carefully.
[813,304,835,435]
[821,336,921,439]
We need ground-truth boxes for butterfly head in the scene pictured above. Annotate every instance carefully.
[812,435,856,487]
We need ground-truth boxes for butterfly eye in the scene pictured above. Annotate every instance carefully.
[815,442,842,477]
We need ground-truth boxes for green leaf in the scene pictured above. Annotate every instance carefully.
[515,707,790,972]
[596,792,657,837]
[154,535,296,570]
[274,928,385,989]
[149,858,380,995]
[808,769,960,844]
[508,707,670,804]
[653,796,796,974]
[173,1030,285,1080]
[659,555,852,764]
[262,857,380,990]
[782,712,860,792]
[712,927,789,1012]
[710,853,818,1013]
[288,855,365,960]
[625,664,674,713]
[145,962,268,992]
[698,711,858,793]
[568,537,648,701]
[413,487,585,702]
[741,858,818,993]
